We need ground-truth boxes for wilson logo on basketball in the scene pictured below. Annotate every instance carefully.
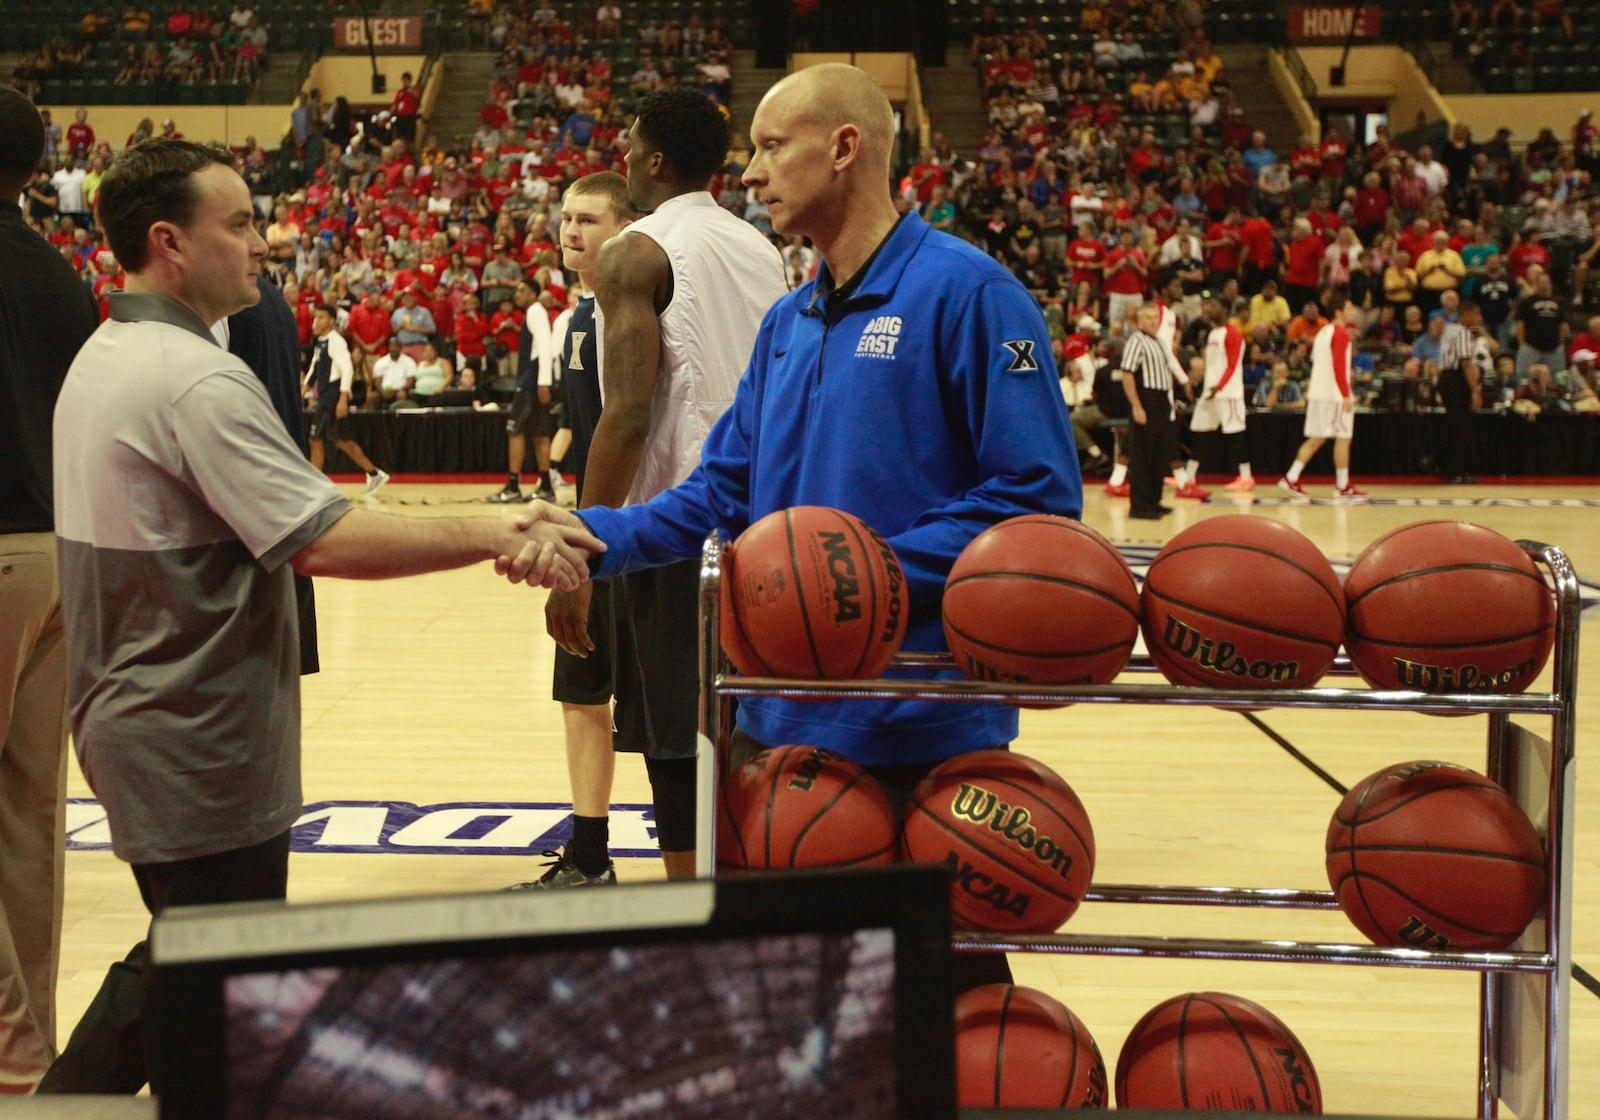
[854,314,902,359]
[817,531,862,622]
[784,749,826,792]
[949,783,1075,880]
[1390,656,1539,691]
[870,529,904,644]
[1274,1048,1318,1113]
[1397,916,1452,951]
[1162,616,1300,682]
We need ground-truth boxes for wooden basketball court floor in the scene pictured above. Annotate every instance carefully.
[53,480,1600,1117]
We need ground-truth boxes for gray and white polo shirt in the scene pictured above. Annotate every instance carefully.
[55,291,351,865]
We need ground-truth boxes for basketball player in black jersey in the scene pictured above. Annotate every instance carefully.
[511,172,633,888]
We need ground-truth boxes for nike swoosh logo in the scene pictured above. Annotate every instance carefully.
[774,349,788,358]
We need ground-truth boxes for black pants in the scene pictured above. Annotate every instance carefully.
[1127,387,1178,515]
[36,831,291,1095]
[1437,368,1477,478]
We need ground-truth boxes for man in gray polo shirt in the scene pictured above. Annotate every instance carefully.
[40,140,601,1095]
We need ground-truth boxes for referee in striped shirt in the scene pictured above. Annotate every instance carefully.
[1120,302,1181,519]
[1437,301,1488,484]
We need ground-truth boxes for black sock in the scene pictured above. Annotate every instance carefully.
[568,814,610,875]
[508,473,520,488]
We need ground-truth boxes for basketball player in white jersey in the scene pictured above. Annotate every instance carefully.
[1185,295,1253,491]
[1279,294,1369,503]
[535,89,787,883]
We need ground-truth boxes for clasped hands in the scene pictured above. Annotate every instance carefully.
[494,504,605,591]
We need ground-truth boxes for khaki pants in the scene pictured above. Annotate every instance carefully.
[0,532,68,1091]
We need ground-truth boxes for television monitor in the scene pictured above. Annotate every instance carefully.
[152,867,956,1120]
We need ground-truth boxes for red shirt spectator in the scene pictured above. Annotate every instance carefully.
[1290,145,1320,181]
[1239,214,1276,270]
[1285,233,1324,289]
[490,305,523,353]
[1353,182,1389,229]
[1507,238,1549,283]
[1103,244,1148,295]
[455,305,490,360]
[1065,233,1106,288]
[430,293,455,342]
[1319,134,1349,180]
[66,117,95,158]
[1205,215,1243,275]
[347,295,392,356]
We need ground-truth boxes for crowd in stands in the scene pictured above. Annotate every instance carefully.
[938,0,1600,457]
[12,0,1600,458]
[11,0,273,102]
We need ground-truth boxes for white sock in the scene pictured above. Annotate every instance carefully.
[1087,446,1104,459]
[1286,460,1305,483]
[1109,463,1128,486]
[1336,468,1350,490]
[1185,458,1200,480]
[1238,463,1253,481]
[1172,466,1190,488]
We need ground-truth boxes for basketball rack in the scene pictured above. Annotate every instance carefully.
[693,534,1581,1120]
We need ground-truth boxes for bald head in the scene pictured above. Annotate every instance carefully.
[758,64,895,172]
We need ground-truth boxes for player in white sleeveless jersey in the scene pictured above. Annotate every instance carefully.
[1279,295,1369,503]
[529,89,788,887]
[1185,295,1253,491]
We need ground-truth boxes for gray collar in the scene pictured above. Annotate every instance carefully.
[108,291,219,345]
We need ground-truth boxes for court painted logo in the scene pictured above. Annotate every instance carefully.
[66,799,664,857]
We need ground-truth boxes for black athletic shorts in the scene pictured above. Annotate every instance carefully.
[506,387,559,438]
[610,558,701,761]
[552,579,616,706]
[308,408,341,446]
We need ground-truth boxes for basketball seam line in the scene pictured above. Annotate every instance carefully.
[1153,540,1343,611]
[1326,844,1543,867]
[1347,562,1547,608]
[1332,779,1520,826]
[1344,625,1555,649]
[1328,872,1537,937]
[840,518,878,679]
[948,571,1141,622]
[785,509,828,678]
[944,625,1136,661]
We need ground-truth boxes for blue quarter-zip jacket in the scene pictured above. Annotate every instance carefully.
[580,212,1083,766]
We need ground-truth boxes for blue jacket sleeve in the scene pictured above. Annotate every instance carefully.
[885,276,1083,612]
[578,343,762,577]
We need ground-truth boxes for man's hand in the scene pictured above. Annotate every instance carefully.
[336,397,349,419]
[1131,404,1148,425]
[1343,395,1356,412]
[537,385,551,405]
[546,581,595,657]
[494,504,605,589]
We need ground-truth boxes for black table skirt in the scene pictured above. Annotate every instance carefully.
[1175,410,1600,477]
[309,408,509,475]
[312,407,1600,478]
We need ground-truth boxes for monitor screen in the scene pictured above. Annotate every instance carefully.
[152,867,955,1120]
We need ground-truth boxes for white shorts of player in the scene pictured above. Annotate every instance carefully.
[1190,396,1248,434]
[1303,399,1355,440]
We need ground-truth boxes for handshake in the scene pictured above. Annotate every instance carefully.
[493,502,607,590]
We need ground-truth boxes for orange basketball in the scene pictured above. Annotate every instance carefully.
[900,750,1095,934]
[1325,760,1545,951]
[1343,521,1555,693]
[1140,515,1345,689]
[1116,992,1322,1113]
[955,984,1107,1109]
[716,745,898,870]
[943,515,1139,686]
[721,506,907,679]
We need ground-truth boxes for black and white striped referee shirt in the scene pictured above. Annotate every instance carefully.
[1438,320,1477,375]
[1119,329,1176,393]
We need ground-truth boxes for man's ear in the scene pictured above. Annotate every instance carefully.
[832,124,863,171]
[148,220,184,267]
